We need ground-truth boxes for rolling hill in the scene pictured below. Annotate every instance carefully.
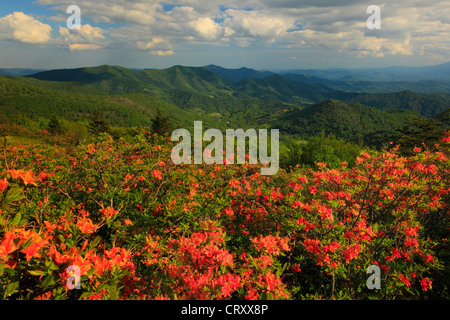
[273,99,414,145]
[27,64,450,117]
[0,64,448,147]
[28,65,235,97]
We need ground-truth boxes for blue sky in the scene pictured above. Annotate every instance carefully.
[0,0,449,70]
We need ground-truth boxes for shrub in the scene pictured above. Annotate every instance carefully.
[0,132,449,300]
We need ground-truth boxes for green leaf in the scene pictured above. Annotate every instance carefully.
[11,213,21,226]
[87,267,97,277]
[96,282,107,292]
[107,285,120,300]
[41,274,55,287]
[0,263,4,277]
[4,187,24,203]
[44,260,59,272]
[58,234,66,243]
[6,281,19,296]
[91,236,101,248]
[28,269,46,276]
[80,291,92,299]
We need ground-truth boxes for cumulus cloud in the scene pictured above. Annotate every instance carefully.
[68,43,102,51]
[136,38,174,55]
[36,0,161,24]
[59,24,105,43]
[0,12,52,44]
[21,0,450,61]
[260,0,366,9]
[57,24,106,51]
[223,9,297,42]
[189,17,224,40]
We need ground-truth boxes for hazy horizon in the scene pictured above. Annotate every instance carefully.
[2,60,450,72]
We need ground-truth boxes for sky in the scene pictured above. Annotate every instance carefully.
[0,0,449,70]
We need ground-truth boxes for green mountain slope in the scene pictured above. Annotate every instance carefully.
[273,99,414,144]
[345,91,450,118]
[3,64,446,148]
[28,65,450,117]
[0,75,200,128]
[0,74,289,132]
[29,65,235,97]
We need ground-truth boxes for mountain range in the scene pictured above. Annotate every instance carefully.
[1,63,449,145]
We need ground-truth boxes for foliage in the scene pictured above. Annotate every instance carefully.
[299,132,363,169]
[151,108,173,137]
[275,100,412,145]
[0,129,449,300]
[280,132,364,170]
[394,108,450,156]
[88,110,110,136]
[4,65,450,149]
[47,114,64,135]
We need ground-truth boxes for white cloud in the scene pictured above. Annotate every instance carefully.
[36,0,161,25]
[189,17,224,41]
[0,12,52,44]
[136,38,174,55]
[223,9,297,42]
[23,0,450,62]
[59,24,105,43]
[57,24,106,51]
[68,43,102,51]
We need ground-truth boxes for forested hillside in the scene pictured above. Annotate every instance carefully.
[0,64,447,152]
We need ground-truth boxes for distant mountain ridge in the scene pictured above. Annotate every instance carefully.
[203,64,274,82]
[2,63,449,146]
[6,61,450,94]
[0,68,46,77]
[278,62,450,81]
[26,64,450,117]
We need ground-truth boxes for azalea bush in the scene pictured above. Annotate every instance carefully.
[0,130,449,300]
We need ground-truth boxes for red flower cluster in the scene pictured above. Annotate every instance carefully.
[0,131,448,300]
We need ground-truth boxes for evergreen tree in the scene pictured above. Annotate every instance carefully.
[394,115,446,155]
[151,108,172,136]
[88,109,110,135]
[48,114,63,135]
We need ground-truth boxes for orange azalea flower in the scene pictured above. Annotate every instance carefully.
[100,206,118,219]
[223,207,234,217]
[0,178,7,193]
[76,218,98,233]
[0,231,18,260]
[152,170,162,180]
[20,170,36,185]
[442,134,450,143]
[9,169,24,180]
[48,245,68,265]
[8,229,47,261]
[38,172,48,181]
[21,239,46,261]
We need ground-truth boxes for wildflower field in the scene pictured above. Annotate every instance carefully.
[1,132,449,300]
